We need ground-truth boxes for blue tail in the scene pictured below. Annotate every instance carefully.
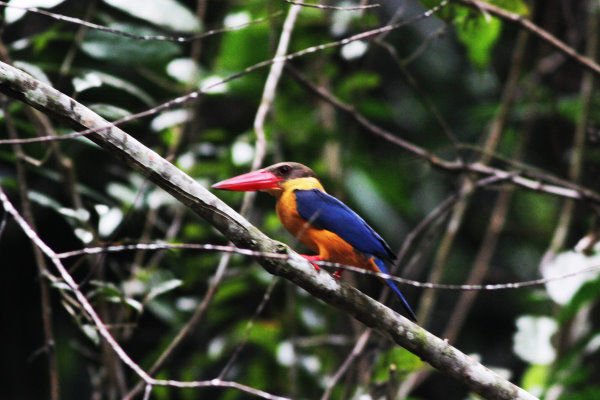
[374,258,417,322]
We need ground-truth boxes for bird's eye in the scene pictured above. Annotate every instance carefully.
[278,165,291,175]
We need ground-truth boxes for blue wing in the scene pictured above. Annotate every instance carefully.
[294,189,395,261]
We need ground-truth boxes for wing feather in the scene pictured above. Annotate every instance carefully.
[295,189,395,260]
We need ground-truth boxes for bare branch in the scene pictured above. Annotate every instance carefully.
[320,330,371,400]
[286,65,600,204]
[0,1,448,146]
[252,3,301,171]
[127,8,303,396]
[0,59,536,400]
[283,0,380,10]
[0,188,290,400]
[546,2,598,255]
[3,101,60,400]
[456,0,600,76]
[218,279,279,379]
[54,241,600,292]
[0,1,280,43]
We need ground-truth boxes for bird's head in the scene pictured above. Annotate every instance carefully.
[212,162,319,194]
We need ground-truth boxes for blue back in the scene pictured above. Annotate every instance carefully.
[294,189,395,260]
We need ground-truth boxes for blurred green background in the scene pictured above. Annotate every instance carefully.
[0,0,599,399]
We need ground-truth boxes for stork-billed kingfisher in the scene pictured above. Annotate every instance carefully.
[212,162,417,321]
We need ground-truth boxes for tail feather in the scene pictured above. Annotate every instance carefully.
[374,258,417,322]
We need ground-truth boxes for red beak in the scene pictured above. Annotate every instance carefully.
[212,170,283,191]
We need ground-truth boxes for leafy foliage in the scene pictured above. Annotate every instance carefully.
[0,0,599,399]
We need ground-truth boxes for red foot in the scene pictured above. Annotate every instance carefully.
[332,270,343,280]
[301,255,321,271]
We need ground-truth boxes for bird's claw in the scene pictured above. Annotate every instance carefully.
[301,254,321,271]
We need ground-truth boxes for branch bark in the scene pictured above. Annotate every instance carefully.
[0,61,536,400]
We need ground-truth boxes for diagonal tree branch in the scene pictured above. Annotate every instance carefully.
[125,5,303,399]
[456,0,600,76]
[0,187,288,400]
[0,60,536,400]
[285,65,600,205]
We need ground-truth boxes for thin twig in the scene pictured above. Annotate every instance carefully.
[3,100,60,400]
[190,0,209,60]
[415,22,529,326]
[0,58,539,400]
[127,10,303,394]
[545,2,598,255]
[58,0,97,77]
[0,1,449,147]
[0,1,280,43]
[53,241,600,291]
[205,9,303,385]
[252,3,301,171]
[123,253,234,400]
[455,0,600,76]
[374,39,461,160]
[150,378,290,399]
[238,2,303,215]
[0,187,152,381]
[320,330,371,400]
[285,64,600,206]
[0,208,7,240]
[142,384,152,400]
[284,0,380,10]
[541,7,599,399]
[218,278,280,379]
[372,1,460,157]
[0,188,291,400]
[125,4,302,382]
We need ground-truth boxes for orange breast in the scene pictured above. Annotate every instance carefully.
[276,190,374,271]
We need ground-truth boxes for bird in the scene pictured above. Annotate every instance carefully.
[212,162,417,321]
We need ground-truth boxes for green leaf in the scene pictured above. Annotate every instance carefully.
[514,192,559,235]
[88,104,132,120]
[213,279,249,304]
[421,0,528,68]
[82,324,100,345]
[558,275,600,323]
[146,298,180,324]
[454,10,502,68]
[557,96,582,123]
[337,71,381,101]
[150,109,191,132]
[90,280,123,298]
[123,297,144,313]
[145,279,183,302]
[102,0,201,33]
[493,0,529,14]
[236,320,281,351]
[166,58,201,85]
[89,280,144,314]
[373,347,423,382]
[521,364,550,393]
[214,13,269,94]
[544,251,600,306]
[13,60,51,84]
[28,190,62,210]
[75,71,155,105]
[81,23,180,66]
